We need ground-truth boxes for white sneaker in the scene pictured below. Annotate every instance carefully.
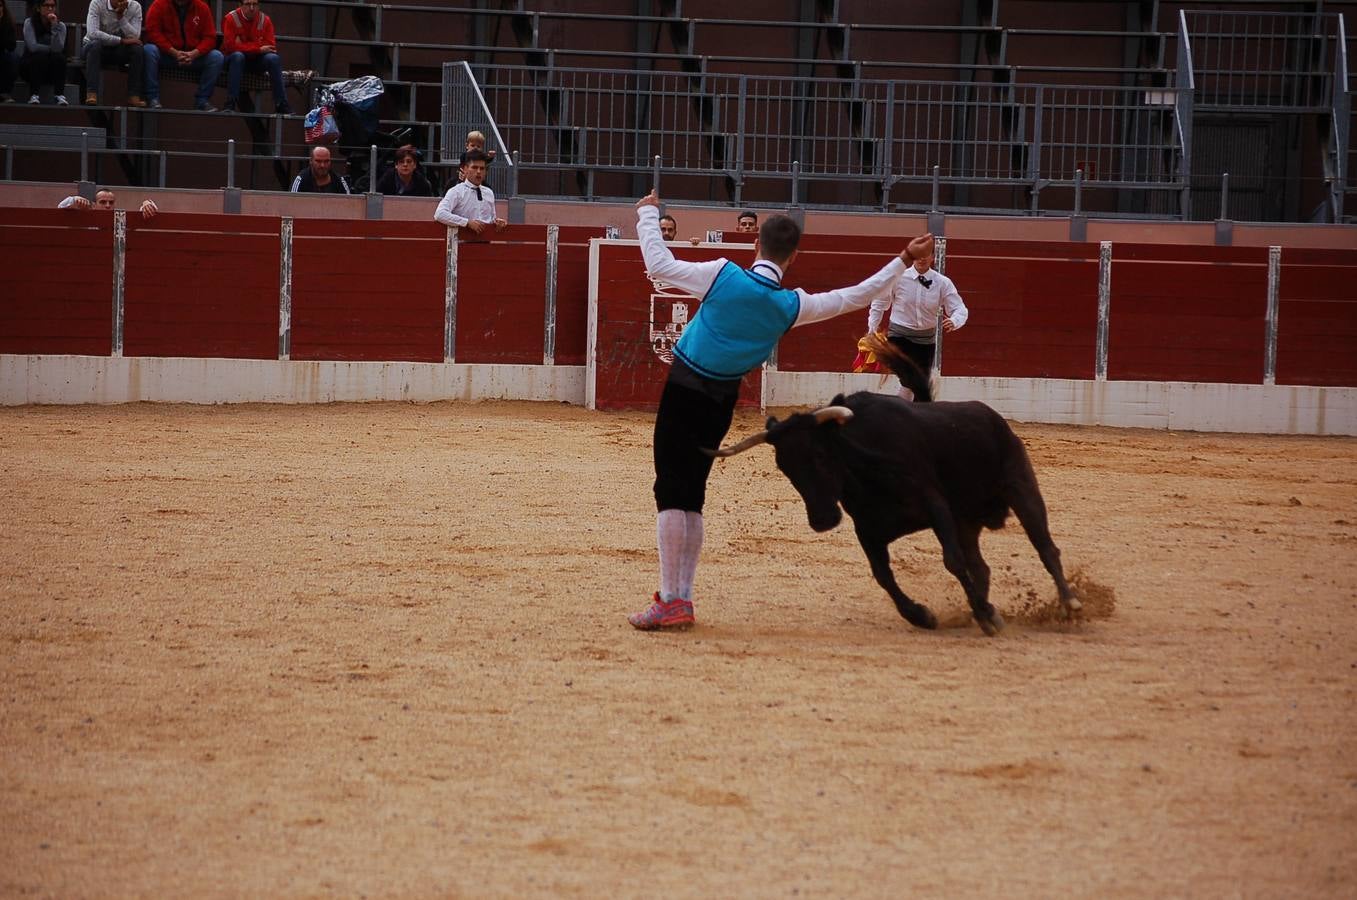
[28,94,40,104]
[55,95,69,106]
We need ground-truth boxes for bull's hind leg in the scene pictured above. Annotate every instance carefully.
[1004,465,1081,615]
[956,522,1004,635]
[855,531,937,630]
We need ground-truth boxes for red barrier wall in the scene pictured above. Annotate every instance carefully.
[555,226,609,365]
[291,218,446,363]
[942,240,1101,379]
[1276,248,1357,387]
[456,228,549,364]
[124,215,281,359]
[0,208,114,356]
[1108,244,1269,383]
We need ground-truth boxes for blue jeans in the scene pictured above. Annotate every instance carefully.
[225,51,285,107]
[143,44,223,106]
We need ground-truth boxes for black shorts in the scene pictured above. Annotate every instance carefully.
[652,372,740,513]
[887,335,935,381]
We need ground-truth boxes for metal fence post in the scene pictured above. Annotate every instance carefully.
[111,211,126,358]
[444,229,458,363]
[1096,241,1112,380]
[543,224,559,365]
[1264,246,1280,385]
[933,236,948,377]
[278,217,292,360]
[652,154,661,194]
[226,138,236,188]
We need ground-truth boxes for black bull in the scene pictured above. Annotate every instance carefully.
[707,394,1081,636]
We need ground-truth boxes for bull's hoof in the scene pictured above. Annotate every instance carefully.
[906,605,938,630]
[977,610,1005,636]
[1062,595,1083,615]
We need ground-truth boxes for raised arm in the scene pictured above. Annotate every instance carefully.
[794,234,933,328]
[635,191,726,298]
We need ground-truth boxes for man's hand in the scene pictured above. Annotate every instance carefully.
[259,44,276,53]
[941,317,957,333]
[68,196,93,210]
[688,236,701,246]
[900,233,934,265]
[465,220,486,234]
[139,199,159,220]
[121,36,141,45]
[174,50,191,64]
[493,217,508,231]
[635,189,660,210]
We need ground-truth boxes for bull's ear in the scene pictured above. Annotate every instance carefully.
[766,416,778,429]
[831,393,847,405]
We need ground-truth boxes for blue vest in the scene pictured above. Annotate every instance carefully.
[673,262,801,380]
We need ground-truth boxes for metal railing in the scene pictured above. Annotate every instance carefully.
[1180,10,1342,111]
[445,62,1190,215]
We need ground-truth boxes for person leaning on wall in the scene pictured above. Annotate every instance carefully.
[58,189,160,218]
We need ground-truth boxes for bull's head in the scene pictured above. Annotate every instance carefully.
[707,405,853,532]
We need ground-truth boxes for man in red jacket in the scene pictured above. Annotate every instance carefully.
[143,0,223,110]
[221,0,289,114]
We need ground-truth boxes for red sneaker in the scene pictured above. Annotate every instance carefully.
[628,592,694,631]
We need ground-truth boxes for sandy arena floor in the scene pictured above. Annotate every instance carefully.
[1,400,1354,897]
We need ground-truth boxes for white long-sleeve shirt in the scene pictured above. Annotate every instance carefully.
[85,0,143,47]
[433,180,496,228]
[867,267,967,336]
[637,205,907,329]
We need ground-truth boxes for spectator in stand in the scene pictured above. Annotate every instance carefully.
[82,0,146,107]
[434,149,506,233]
[221,0,290,114]
[456,130,496,181]
[143,0,223,111]
[374,146,432,197]
[1,2,19,104]
[58,189,159,218]
[290,145,351,193]
[736,210,758,233]
[22,0,68,105]
[658,214,677,241]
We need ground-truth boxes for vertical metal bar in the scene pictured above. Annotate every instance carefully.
[369,144,378,189]
[931,164,940,209]
[111,211,126,358]
[932,236,947,375]
[652,153,661,193]
[159,151,167,187]
[1219,171,1229,220]
[5,147,12,180]
[278,217,292,360]
[226,139,236,188]
[444,229,458,363]
[1264,245,1280,385]
[81,131,89,182]
[543,224,559,365]
[1096,240,1112,380]
[119,107,127,150]
[791,159,800,204]
[735,75,746,206]
[1074,167,1083,214]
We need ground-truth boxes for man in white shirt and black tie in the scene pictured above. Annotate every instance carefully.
[433,149,507,234]
[865,243,967,400]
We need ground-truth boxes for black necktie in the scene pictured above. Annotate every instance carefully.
[474,186,482,201]
[917,275,932,288]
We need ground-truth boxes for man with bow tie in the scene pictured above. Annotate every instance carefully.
[865,240,967,400]
[433,149,507,234]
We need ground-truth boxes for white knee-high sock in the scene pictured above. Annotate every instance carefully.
[678,511,704,601]
[898,386,915,402]
[657,509,687,602]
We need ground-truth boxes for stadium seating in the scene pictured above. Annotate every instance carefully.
[1,0,1353,221]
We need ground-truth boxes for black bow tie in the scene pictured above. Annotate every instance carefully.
[473,186,482,201]
[917,275,932,288]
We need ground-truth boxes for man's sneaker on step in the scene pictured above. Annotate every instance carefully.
[628,593,694,631]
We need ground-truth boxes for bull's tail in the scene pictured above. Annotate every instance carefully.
[861,333,933,402]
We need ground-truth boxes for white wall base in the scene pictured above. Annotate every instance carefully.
[4,355,1354,436]
[1,356,586,406]
[763,371,1357,436]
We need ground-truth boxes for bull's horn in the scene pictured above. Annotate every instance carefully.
[704,430,770,458]
[812,405,854,425]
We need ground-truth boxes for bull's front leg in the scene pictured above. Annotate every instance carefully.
[927,495,1005,637]
[855,527,937,630]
